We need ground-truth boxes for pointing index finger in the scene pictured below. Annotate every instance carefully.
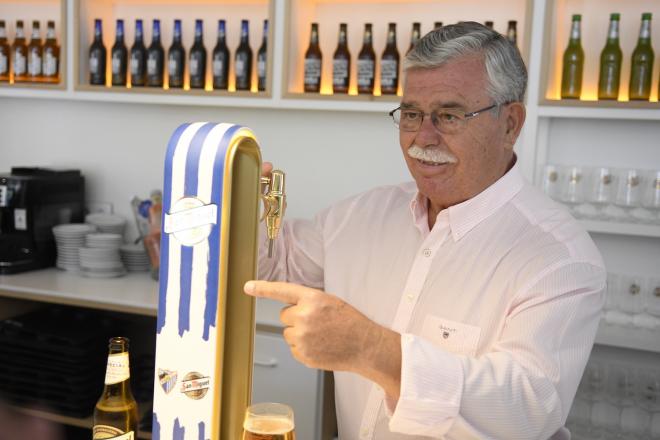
[243,280,307,305]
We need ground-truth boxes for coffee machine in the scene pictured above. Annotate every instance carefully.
[0,167,85,274]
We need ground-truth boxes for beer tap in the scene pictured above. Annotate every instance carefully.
[261,170,286,258]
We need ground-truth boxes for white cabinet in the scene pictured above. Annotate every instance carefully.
[253,332,322,440]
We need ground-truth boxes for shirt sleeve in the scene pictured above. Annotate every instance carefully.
[257,216,325,289]
[387,261,605,439]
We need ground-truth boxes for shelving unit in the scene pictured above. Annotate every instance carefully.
[0,0,67,89]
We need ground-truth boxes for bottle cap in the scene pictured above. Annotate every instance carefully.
[642,12,652,20]
[610,13,620,20]
[572,14,581,21]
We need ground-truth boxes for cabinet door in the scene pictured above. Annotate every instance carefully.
[253,332,322,439]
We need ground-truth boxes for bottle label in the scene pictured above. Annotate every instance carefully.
[112,55,121,74]
[212,57,224,76]
[380,59,398,87]
[333,59,348,85]
[0,28,5,39]
[168,57,178,76]
[90,55,99,74]
[190,57,200,76]
[130,55,140,75]
[304,58,321,85]
[44,53,57,76]
[357,59,374,86]
[93,425,135,440]
[235,54,247,78]
[28,52,42,75]
[0,53,7,75]
[257,57,266,78]
[14,51,26,75]
[104,352,130,385]
[147,56,157,75]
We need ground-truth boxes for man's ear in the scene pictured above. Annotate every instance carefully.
[503,102,526,149]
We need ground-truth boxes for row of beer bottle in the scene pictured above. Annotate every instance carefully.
[0,20,60,83]
[562,13,657,101]
[89,18,268,90]
[303,21,518,94]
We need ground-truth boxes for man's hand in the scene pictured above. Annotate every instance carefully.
[262,161,273,178]
[244,280,402,399]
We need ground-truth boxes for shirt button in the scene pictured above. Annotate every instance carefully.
[422,248,432,257]
[406,293,414,301]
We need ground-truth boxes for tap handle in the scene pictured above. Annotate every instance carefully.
[260,170,286,257]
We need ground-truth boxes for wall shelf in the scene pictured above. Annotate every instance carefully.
[595,321,660,353]
[582,219,660,238]
[538,103,660,120]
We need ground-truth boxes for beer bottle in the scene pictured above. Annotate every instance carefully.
[212,19,230,90]
[407,22,421,55]
[257,19,268,91]
[0,20,11,82]
[484,21,494,30]
[304,22,322,93]
[12,20,28,83]
[93,337,138,440]
[129,19,147,87]
[168,19,185,89]
[235,19,253,91]
[89,19,106,86]
[42,21,59,83]
[357,23,375,94]
[434,22,443,30]
[380,23,399,95]
[560,14,584,99]
[111,19,128,86]
[189,19,206,89]
[507,21,517,46]
[332,23,350,94]
[629,13,654,101]
[598,13,622,100]
[27,21,42,82]
[146,19,164,87]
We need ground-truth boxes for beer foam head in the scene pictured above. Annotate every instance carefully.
[244,416,294,434]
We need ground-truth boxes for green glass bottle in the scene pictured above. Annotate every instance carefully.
[629,13,654,101]
[561,15,584,99]
[598,13,622,100]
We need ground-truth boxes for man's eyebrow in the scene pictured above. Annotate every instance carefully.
[400,102,419,109]
[400,101,467,110]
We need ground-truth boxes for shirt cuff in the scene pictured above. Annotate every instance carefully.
[387,333,464,437]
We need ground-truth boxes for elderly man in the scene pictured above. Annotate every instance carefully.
[245,22,605,439]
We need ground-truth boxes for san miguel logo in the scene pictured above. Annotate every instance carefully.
[180,372,210,400]
[158,368,178,394]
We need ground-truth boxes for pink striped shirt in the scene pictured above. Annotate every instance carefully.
[259,160,606,439]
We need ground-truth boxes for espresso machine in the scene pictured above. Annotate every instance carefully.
[0,167,85,274]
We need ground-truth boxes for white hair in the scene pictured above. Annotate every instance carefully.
[403,21,527,105]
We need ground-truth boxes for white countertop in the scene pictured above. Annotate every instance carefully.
[0,268,284,329]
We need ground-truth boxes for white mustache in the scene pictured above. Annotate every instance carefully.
[407,145,457,164]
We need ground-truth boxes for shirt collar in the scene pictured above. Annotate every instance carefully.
[409,157,524,241]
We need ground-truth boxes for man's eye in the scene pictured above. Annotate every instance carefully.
[438,112,458,123]
[402,111,421,120]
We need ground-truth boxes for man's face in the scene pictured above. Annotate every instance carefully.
[399,55,516,211]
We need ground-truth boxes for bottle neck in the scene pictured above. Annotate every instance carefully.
[386,28,396,47]
[338,28,347,45]
[569,20,581,43]
[115,24,124,43]
[94,22,102,40]
[31,27,40,40]
[16,26,24,39]
[194,23,203,43]
[152,24,160,43]
[217,23,226,43]
[607,20,619,41]
[173,23,182,43]
[240,23,249,44]
[639,19,652,42]
[46,26,55,40]
[411,27,420,45]
[363,28,372,46]
[262,23,268,43]
[135,23,143,43]
[0,26,6,39]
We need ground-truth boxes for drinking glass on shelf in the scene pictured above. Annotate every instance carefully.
[591,167,616,220]
[540,164,562,200]
[616,169,643,207]
[642,170,660,224]
[644,277,660,317]
[562,166,586,204]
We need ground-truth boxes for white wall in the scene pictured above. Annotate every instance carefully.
[0,97,410,239]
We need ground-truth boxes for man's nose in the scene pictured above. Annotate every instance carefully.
[415,114,442,145]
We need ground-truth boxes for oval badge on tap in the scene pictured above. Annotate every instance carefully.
[164,197,217,247]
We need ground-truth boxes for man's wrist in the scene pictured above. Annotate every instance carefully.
[355,322,402,399]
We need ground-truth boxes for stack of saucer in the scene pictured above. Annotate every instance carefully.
[52,224,96,272]
[78,233,126,278]
[119,244,150,272]
[85,213,126,236]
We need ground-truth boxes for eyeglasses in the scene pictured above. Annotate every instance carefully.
[389,103,500,134]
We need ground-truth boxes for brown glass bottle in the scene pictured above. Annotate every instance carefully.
[357,23,375,94]
[304,23,322,93]
[484,21,494,30]
[42,21,59,83]
[12,20,28,82]
[93,337,139,440]
[434,22,443,30]
[407,22,421,54]
[27,21,42,82]
[332,23,350,94]
[380,23,399,95]
[0,20,9,82]
[507,21,517,46]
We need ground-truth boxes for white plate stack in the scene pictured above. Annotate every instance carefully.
[52,224,96,272]
[85,213,127,236]
[119,244,150,272]
[78,233,126,278]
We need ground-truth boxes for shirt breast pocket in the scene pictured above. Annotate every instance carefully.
[420,315,482,357]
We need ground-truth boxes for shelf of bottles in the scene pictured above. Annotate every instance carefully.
[0,0,65,89]
[75,0,273,96]
[283,0,531,101]
[542,0,660,107]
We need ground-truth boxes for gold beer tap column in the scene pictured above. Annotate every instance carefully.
[261,170,286,258]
